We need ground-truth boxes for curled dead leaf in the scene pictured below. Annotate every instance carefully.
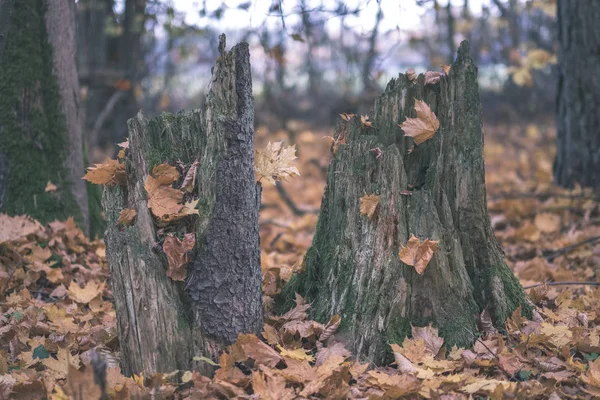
[399,99,440,145]
[398,234,439,274]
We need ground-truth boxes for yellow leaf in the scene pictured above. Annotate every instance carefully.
[45,181,58,192]
[399,99,440,145]
[277,346,315,362]
[399,234,439,274]
[255,141,300,185]
[440,64,451,74]
[117,208,137,226]
[67,281,105,304]
[527,48,556,69]
[359,194,379,220]
[145,176,184,219]
[510,66,533,87]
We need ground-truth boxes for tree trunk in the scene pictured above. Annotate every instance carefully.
[277,41,530,365]
[554,0,600,189]
[102,36,262,376]
[0,0,88,230]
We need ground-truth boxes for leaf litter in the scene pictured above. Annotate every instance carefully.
[1,121,599,398]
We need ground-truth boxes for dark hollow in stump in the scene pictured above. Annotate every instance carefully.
[277,41,530,364]
[102,36,262,376]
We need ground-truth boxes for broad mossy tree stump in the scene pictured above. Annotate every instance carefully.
[277,41,530,364]
[102,36,262,376]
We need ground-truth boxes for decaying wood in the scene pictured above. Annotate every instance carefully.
[277,41,530,365]
[102,35,262,376]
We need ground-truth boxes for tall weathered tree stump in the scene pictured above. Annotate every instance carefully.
[102,36,262,376]
[277,41,530,364]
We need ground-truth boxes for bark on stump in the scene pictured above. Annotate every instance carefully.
[554,0,600,189]
[102,36,262,376]
[277,41,530,364]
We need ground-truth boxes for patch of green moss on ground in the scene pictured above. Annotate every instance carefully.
[0,0,81,225]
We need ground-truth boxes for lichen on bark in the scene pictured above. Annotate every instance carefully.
[277,41,530,365]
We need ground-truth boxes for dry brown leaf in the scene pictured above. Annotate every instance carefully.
[229,334,282,367]
[360,115,373,128]
[255,141,300,185]
[424,70,444,85]
[0,214,43,243]
[339,113,356,121]
[64,364,103,399]
[399,234,439,274]
[181,160,199,192]
[145,176,184,219]
[534,212,561,233]
[441,64,452,74]
[412,324,444,356]
[405,68,417,81]
[117,208,137,226]
[399,100,440,145]
[359,194,379,220]
[83,159,126,186]
[163,233,195,281]
[152,163,180,185]
[67,281,105,304]
[390,344,417,373]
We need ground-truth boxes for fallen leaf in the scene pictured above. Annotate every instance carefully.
[67,281,105,304]
[163,233,195,281]
[424,70,444,85]
[255,141,300,185]
[45,181,58,192]
[152,163,180,185]
[441,64,451,74]
[117,208,137,226]
[412,324,444,356]
[0,214,43,243]
[399,234,439,274]
[534,212,561,233]
[229,334,282,367]
[399,99,440,145]
[359,194,379,220]
[83,159,126,186]
[360,115,373,128]
[405,68,417,81]
[339,113,356,121]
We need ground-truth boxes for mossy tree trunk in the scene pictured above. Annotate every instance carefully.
[102,36,262,376]
[278,41,530,364]
[554,0,600,189]
[0,0,89,231]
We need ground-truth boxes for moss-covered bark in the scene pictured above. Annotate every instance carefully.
[0,0,86,227]
[102,36,262,376]
[277,41,530,365]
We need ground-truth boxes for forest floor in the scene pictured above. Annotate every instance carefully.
[1,119,600,399]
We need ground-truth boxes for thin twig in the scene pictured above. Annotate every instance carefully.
[524,281,600,290]
[543,235,600,261]
[275,182,318,216]
[90,90,127,144]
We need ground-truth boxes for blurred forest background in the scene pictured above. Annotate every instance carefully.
[80,0,557,161]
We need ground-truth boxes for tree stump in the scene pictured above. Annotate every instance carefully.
[102,36,262,376]
[277,41,530,364]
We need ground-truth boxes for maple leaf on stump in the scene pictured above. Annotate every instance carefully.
[399,99,440,145]
[255,141,300,185]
